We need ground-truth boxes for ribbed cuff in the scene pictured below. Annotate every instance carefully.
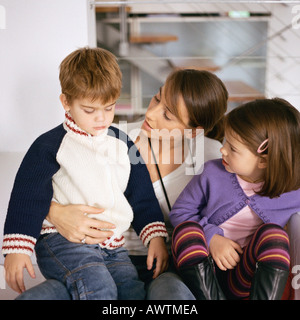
[139,222,168,247]
[2,234,36,256]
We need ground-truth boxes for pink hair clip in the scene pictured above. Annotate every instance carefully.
[257,139,269,154]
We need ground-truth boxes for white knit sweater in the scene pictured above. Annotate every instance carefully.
[2,114,168,256]
[39,114,166,250]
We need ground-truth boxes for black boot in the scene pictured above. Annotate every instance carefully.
[178,256,226,300]
[250,261,289,300]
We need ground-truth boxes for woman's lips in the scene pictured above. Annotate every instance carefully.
[142,119,153,132]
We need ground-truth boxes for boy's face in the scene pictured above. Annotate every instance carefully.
[60,95,116,136]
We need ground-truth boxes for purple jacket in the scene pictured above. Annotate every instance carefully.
[169,159,300,245]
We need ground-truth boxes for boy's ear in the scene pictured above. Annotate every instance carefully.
[258,155,268,169]
[60,94,70,112]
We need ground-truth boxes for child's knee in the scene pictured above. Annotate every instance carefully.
[172,221,208,268]
[255,223,290,270]
[66,264,118,300]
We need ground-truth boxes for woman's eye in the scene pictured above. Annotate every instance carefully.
[153,95,160,103]
[163,111,171,121]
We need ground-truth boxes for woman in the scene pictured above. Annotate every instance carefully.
[16,69,228,300]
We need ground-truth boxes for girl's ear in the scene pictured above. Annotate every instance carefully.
[60,94,70,112]
[258,155,268,169]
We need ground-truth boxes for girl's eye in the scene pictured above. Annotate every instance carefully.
[105,106,113,112]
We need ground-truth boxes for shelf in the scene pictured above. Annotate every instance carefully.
[225,80,265,102]
[129,34,178,44]
[95,6,131,13]
[169,58,220,72]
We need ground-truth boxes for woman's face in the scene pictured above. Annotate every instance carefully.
[141,86,191,140]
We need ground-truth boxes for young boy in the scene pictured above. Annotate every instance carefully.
[2,47,168,300]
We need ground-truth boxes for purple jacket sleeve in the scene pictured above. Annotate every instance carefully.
[169,169,223,246]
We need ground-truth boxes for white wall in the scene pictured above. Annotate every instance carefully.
[0,0,95,277]
[0,0,96,152]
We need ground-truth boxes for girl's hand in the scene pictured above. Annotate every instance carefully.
[46,201,116,244]
[147,237,169,279]
[209,234,243,271]
[4,254,36,293]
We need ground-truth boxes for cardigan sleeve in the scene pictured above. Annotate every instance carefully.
[169,164,224,246]
[168,174,206,224]
[2,125,65,256]
[124,138,168,247]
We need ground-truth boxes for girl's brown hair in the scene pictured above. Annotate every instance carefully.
[163,69,228,142]
[225,98,300,198]
[59,47,122,104]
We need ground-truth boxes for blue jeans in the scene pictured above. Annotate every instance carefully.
[34,233,145,300]
[17,251,195,300]
[131,255,196,300]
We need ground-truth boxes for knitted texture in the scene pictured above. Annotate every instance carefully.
[172,221,208,268]
[3,118,167,256]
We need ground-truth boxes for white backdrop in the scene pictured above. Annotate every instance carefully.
[0,0,96,152]
[0,0,96,270]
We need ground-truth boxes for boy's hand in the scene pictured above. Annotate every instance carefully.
[147,237,169,279]
[4,254,36,293]
[209,234,243,271]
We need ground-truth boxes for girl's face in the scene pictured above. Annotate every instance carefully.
[220,129,266,183]
[141,87,192,140]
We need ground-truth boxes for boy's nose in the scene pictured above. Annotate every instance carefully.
[95,111,105,122]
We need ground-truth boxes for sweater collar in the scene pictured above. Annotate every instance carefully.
[64,112,110,140]
[64,112,92,137]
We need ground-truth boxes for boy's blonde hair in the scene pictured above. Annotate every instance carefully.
[59,47,122,104]
[225,98,300,198]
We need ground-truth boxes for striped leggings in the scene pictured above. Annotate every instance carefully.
[172,221,290,299]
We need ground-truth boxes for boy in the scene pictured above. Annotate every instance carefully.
[2,47,168,299]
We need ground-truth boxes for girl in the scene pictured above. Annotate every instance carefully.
[170,98,300,300]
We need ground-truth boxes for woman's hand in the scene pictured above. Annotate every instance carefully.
[209,234,243,271]
[147,237,169,279]
[46,201,116,244]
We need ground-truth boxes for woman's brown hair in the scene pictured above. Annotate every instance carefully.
[59,47,122,104]
[163,69,228,142]
[225,98,300,198]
